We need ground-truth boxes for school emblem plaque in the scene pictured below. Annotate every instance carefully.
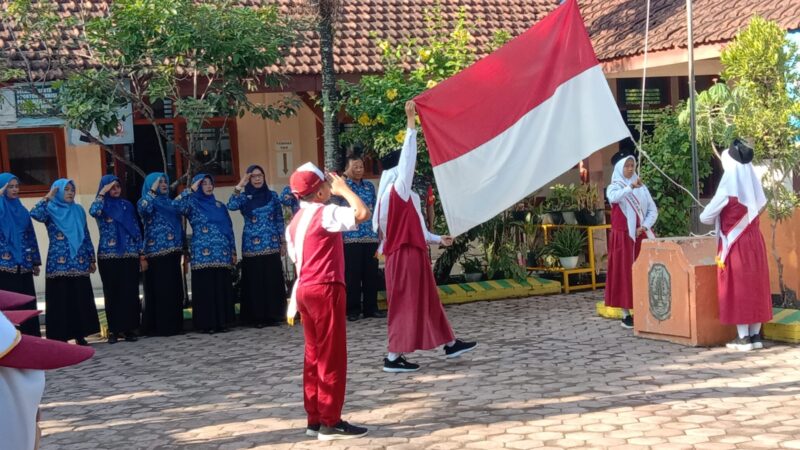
[648,263,671,321]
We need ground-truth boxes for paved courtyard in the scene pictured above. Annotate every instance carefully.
[40,291,800,449]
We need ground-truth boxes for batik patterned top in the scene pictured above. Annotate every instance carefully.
[172,190,236,270]
[30,200,95,278]
[0,225,41,274]
[138,192,184,257]
[341,178,379,244]
[227,191,285,257]
[90,197,143,259]
[279,185,300,214]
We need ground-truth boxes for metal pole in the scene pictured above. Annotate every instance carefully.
[687,0,700,233]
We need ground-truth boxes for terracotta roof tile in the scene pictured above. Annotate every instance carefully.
[2,0,800,80]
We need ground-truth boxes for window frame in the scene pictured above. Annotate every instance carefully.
[0,127,67,196]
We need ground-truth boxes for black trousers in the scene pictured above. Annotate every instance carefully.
[0,269,40,336]
[344,242,379,316]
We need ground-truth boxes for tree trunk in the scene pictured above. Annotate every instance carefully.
[318,12,342,172]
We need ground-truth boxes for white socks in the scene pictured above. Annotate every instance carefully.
[737,323,762,339]
[387,352,401,362]
[621,309,631,319]
[445,340,456,348]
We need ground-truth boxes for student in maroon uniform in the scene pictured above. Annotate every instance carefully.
[285,162,370,441]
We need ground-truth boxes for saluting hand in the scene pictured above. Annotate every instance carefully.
[236,173,251,190]
[328,172,349,197]
[45,186,59,201]
[191,178,203,192]
[150,178,161,193]
[99,181,116,196]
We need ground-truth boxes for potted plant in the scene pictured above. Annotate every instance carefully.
[548,227,587,269]
[575,183,604,226]
[544,183,580,224]
[461,256,484,282]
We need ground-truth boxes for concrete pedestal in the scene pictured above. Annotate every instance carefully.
[633,236,736,346]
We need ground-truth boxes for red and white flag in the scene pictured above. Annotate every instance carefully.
[415,0,630,236]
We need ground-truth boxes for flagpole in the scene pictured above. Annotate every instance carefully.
[687,0,701,233]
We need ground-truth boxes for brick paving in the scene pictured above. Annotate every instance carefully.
[40,291,800,449]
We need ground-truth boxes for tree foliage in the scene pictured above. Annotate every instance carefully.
[641,106,713,237]
[1,0,303,180]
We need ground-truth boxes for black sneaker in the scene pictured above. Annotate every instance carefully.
[317,421,368,441]
[305,423,320,437]
[444,339,477,358]
[726,337,753,351]
[620,316,634,329]
[347,314,360,322]
[382,356,420,373]
[750,334,764,350]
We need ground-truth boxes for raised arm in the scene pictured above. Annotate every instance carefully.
[394,101,418,199]
[30,186,58,223]
[641,187,658,230]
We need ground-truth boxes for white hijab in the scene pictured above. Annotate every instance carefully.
[716,149,766,224]
[609,156,655,240]
[372,166,398,235]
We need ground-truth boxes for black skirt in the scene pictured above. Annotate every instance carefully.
[191,267,234,331]
[45,275,100,341]
[240,254,287,325]
[98,257,142,334]
[142,252,184,336]
[0,269,40,336]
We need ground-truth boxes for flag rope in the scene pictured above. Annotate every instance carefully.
[632,0,704,208]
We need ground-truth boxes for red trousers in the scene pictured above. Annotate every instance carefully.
[296,282,347,427]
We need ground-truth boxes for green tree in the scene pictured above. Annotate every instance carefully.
[641,106,713,237]
[679,17,800,306]
[337,8,511,282]
[1,0,301,181]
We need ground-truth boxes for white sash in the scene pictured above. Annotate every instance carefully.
[715,213,749,270]
[285,203,323,325]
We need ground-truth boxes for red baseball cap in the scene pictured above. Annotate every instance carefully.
[3,310,41,327]
[0,312,94,370]
[290,162,326,197]
[0,289,36,310]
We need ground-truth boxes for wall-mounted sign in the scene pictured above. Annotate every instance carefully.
[67,101,134,146]
[277,151,293,178]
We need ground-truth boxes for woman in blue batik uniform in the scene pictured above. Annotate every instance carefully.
[138,172,185,336]
[228,165,287,327]
[0,173,42,336]
[340,155,384,322]
[31,179,99,345]
[90,175,143,343]
[173,173,236,334]
[279,185,299,215]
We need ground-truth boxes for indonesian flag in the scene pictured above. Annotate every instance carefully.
[415,0,630,236]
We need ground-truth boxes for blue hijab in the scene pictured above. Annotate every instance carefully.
[97,175,140,245]
[46,179,87,258]
[0,173,34,264]
[191,174,233,238]
[141,172,182,235]
[240,164,274,217]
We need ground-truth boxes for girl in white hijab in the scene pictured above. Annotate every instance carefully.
[604,152,658,329]
[700,139,772,351]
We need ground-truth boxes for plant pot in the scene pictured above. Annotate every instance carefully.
[526,251,540,267]
[561,211,578,225]
[576,208,603,226]
[559,256,579,269]
[464,273,482,282]
[540,211,564,225]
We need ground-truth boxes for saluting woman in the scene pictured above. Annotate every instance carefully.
[0,173,43,336]
[228,165,287,327]
[173,174,236,334]
[31,179,99,345]
[138,172,185,336]
[90,175,144,344]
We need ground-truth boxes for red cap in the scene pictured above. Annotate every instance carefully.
[0,312,94,370]
[0,289,35,310]
[290,162,326,197]
[3,310,41,327]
